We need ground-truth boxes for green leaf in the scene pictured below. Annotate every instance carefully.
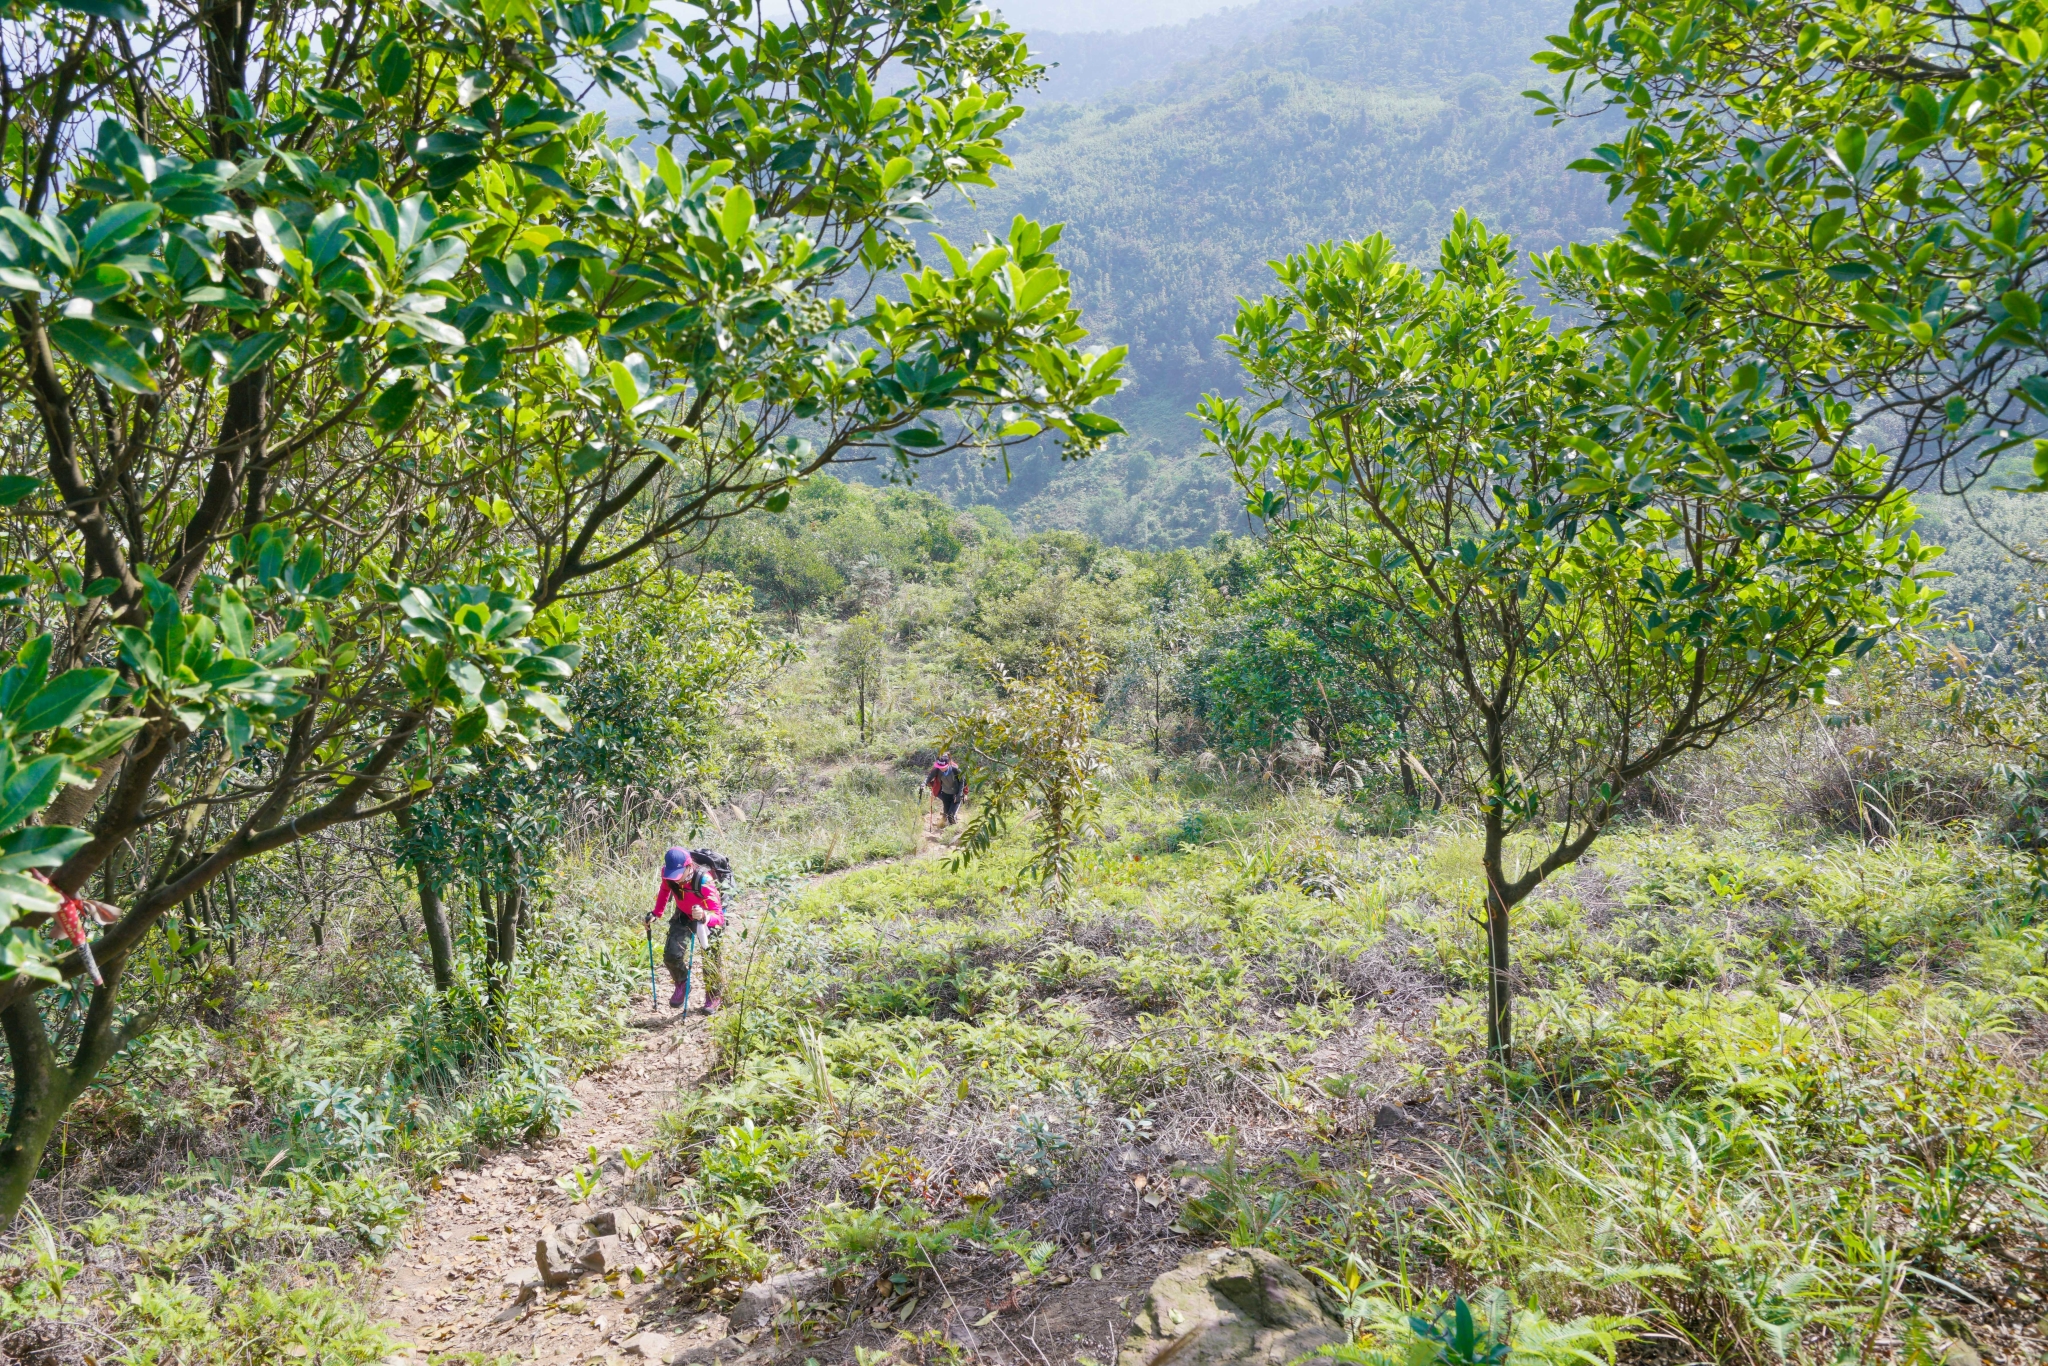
[373,34,415,98]
[524,688,572,731]
[1831,124,1867,175]
[720,185,756,247]
[1808,207,1846,252]
[46,317,155,393]
[0,476,42,507]
[307,88,367,123]
[607,360,641,410]
[1016,266,1062,310]
[543,310,598,335]
[80,201,159,259]
[891,426,945,449]
[879,155,913,189]
[221,705,252,758]
[611,301,679,334]
[13,668,117,734]
[2001,289,2042,330]
[0,636,51,716]
[0,756,69,832]
[217,588,254,657]
[0,825,90,874]
[0,871,63,920]
[449,709,489,747]
[251,207,302,264]
[369,376,422,433]
[223,330,288,383]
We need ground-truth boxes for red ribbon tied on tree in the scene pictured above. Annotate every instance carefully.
[30,872,119,986]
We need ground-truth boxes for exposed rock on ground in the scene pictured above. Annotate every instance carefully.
[727,1267,834,1331]
[1116,1247,1346,1366]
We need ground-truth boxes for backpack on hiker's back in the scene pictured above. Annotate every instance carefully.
[689,848,734,887]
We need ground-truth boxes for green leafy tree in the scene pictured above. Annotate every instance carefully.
[1534,0,2048,495]
[729,531,848,632]
[1193,539,1416,780]
[0,0,1122,1222]
[1120,567,1203,755]
[395,572,757,994]
[832,615,886,743]
[1205,218,1939,1062]
[943,637,1107,903]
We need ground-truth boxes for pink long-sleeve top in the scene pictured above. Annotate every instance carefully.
[653,874,723,929]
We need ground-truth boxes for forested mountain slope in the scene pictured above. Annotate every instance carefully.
[903,0,1620,543]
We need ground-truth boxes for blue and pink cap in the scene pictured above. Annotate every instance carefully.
[661,847,693,881]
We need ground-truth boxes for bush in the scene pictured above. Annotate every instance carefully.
[461,1047,580,1148]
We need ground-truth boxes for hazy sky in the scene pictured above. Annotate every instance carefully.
[991,0,1249,33]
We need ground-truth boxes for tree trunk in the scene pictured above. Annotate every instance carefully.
[496,881,521,973]
[0,964,129,1225]
[1481,812,1514,1064]
[0,1001,62,1224]
[1483,880,1513,1063]
[488,856,521,1010]
[1397,748,1419,807]
[417,870,456,992]
[480,882,498,966]
[396,807,456,991]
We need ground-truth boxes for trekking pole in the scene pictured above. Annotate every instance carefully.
[643,918,659,1010]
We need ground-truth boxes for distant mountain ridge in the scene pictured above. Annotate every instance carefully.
[991,0,1262,34]
[1020,1,1325,103]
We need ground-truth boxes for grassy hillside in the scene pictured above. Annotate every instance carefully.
[2,480,2042,1364]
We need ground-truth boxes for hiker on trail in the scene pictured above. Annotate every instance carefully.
[648,847,724,1012]
[926,754,967,826]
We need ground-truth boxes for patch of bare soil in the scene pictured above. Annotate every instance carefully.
[371,1001,714,1365]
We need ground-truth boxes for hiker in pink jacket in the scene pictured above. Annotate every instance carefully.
[648,847,724,1011]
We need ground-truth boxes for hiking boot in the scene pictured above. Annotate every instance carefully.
[668,983,689,1007]
[703,996,722,1014]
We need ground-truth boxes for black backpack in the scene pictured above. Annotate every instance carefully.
[690,848,734,887]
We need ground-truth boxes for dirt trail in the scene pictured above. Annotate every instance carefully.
[374,820,952,1365]
[373,998,713,1365]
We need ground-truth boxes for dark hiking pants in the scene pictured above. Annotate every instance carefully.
[664,916,725,998]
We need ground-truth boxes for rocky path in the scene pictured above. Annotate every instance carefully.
[373,998,713,1366]
[372,823,953,1366]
